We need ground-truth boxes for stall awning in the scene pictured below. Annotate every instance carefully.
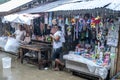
[47,0,112,12]
[2,13,40,25]
[0,0,33,12]
[17,0,82,14]
[106,0,120,11]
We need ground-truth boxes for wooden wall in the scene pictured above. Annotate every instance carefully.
[116,31,120,73]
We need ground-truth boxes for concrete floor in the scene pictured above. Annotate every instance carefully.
[0,51,86,80]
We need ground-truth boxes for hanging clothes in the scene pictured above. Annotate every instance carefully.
[76,20,79,39]
[58,18,62,26]
[80,30,86,41]
[33,18,41,36]
[65,17,69,25]
[85,29,91,44]
[86,19,91,30]
[78,18,84,32]
[48,12,52,26]
[73,24,76,41]
[40,22,44,35]
[44,13,48,24]
[44,24,50,35]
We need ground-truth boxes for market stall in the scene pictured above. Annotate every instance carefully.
[43,0,120,79]
[0,13,53,69]
[0,13,41,53]
[58,14,119,80]
[0,0,120,78]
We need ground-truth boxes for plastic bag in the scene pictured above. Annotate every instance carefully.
[4,37,20,53]
[95,67,108,79]
[87,64,96,73]
[0,37,7,48]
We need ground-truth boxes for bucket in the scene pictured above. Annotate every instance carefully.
[2,57,11,68]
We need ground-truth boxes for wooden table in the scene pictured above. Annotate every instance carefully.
[18,44,52,69]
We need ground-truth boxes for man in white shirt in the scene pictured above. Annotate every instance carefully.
[13,25,26,41]
[50,26,64,71]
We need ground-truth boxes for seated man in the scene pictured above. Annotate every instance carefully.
[13,25,26,42]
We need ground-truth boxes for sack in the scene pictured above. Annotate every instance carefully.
[0,37,7,48]
[4,37,20,53]
[25,51,38,59]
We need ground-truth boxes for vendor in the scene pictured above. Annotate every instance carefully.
[13,25,26,41]
[50,26,64,71]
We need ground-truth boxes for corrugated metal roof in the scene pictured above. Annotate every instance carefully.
[114,5,120,11]
[0,0,33,12]
[106,0,120,11]
[17,0,82,14]
[47,0,112,12]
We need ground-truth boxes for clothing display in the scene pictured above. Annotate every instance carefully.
[33,17,41,36]
[33,17,45,36]
[48,12,53,26]
[44,13,48,24]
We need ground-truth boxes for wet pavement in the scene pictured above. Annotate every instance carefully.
[0,51,86,80]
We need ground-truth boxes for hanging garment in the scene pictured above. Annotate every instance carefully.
[45,24,50,35]
[61,17,65,36]
[73,24,76,41]
[44,13,48,24]
[76,21,79,39]
[78,18,84,32]
[86,19,91,30]
[67,26,71,36]
[85,29,91,44]
[80,31,86,41]
[61,25,65,36]
[40,22,44,35]
[33,18,41,36]
[83,25,87,31]
[48,12,52,26]
[65,18,69,25]
[86,29,89,38]
[91,29,96,40]
[58,18,62,26]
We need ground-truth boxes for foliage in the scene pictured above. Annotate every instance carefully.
[0,0,10,4]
